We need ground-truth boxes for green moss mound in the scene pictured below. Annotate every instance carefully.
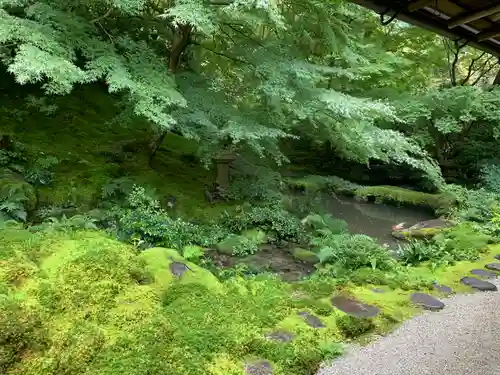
[354,185,453,211]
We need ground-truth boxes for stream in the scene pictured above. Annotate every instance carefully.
[326,195,436,248]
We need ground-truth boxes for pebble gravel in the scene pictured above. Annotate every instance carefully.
[317,279,500,375]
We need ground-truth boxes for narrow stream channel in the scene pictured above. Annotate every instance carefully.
[325,195,436,248]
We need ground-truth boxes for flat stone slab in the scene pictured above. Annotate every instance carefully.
[265,331,294,343]
[485,263,500,272]
[410,292,445,311]
[297,311,325,328]
[245,360,273,375]
[460,276,498,291]
[372,288,385,293]
[331,296,380,318]
[494,254,500,260]
[471,269,498,279]
[433,284,453,295]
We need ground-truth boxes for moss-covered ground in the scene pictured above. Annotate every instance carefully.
[1,225,499,375]
[0,85,231,219]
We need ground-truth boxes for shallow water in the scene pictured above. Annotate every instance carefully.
[325,195,435,248]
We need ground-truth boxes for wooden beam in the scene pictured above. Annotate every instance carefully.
[407,0,434,12]
[448,3,500,29]
[477,26,500,42]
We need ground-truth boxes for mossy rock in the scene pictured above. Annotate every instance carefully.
[0,169,36,211]
[392,227,443,240]
[392,218,452,240]
[353,185,451,210]
[137,247,222,294]
[284,175,360,195]
[241,229,267,244]
[216,235,250,255]
[291,248,320,264]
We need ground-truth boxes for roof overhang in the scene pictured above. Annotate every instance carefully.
[351,0,500,58]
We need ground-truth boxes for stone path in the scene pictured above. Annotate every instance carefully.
[316,279,500,375]
[246,261,500,375]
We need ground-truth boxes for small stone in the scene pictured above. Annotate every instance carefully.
[297,311,326,328]
[372,288,385,293]
[331,296,380,318]
[245,360,273,375]
[471,269,497,279]
[485,263,500,272]
[460,276,498,291]
[410,292,445,311]
[169,261,191,278]
[494,254,500,261]
[433,284,453,295]
[265,331,294,343]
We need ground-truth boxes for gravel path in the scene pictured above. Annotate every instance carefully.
[317,279,500,375]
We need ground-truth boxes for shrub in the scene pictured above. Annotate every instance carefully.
[397,223,491,266]
[312,230,393,272]
[444,184,498,222]
[220,203,307,243]
[336,314,375,339]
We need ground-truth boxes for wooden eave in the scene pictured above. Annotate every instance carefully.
[351,0,500,58]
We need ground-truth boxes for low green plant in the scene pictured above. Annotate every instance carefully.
[220,203,307,244]
[336,315,375,339]
[182,245,205,262]
[312,230,393,272]
[29,214,99,232]
[397,223,491,267]
[444,184,498,223]
[301,213,348,235]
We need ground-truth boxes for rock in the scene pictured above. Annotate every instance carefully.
[485,263,500,272]
[168,258,192,278]
[433,283,453,295]
[410,292,445,311]
[391,218,451,240]
[331,296,380,318]
[372,288,385,293]
[460,276,498,291]
[291,248,320,264]
[265,331,294,343]
[495,254,500,261]
[297,311,326,328]
[471,269,498,279]
[137,247,222,294]
[245,360,273,375]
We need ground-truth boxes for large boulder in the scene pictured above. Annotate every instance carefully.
[392,218,452,240]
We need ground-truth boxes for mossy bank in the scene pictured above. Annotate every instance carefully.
[2,225,499,375]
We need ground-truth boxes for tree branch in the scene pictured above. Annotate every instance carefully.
[191,42,251,65]
[91,7,113,24]
[461,51,486,85]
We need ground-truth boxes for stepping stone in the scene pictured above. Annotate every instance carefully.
[460,276,498,291]
[265,331,294,343]
[372,288,385,293]
[245,360,273,375]
[471,269,497,279]
[410,292,445,311]
[495,254,500,261]
[485,263,500,272]
[433,284,453,295]
[169,260,192,278]
[297,311,325,328]
[331,296,380,318]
